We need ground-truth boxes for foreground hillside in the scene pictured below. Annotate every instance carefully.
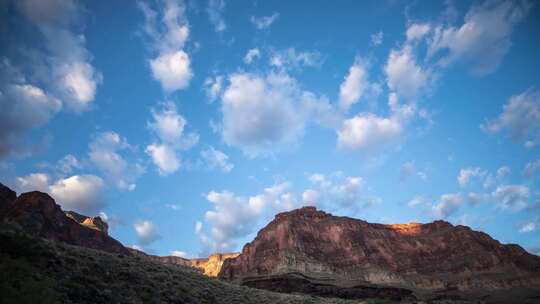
[0,225,379,304]
[0,183,537,303]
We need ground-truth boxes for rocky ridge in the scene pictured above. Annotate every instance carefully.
[0,184,128,255]
[0,182,239,277]
[219,206,540,303]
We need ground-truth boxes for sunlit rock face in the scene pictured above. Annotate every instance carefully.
[190,253,241,277]
[219,206,540,301]
[65,211,109,234]
[128,249,240,277]
[0,183,128,255]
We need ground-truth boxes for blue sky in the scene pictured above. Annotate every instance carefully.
[1,0,540,258]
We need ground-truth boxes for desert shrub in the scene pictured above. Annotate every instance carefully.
[0,255,61,304]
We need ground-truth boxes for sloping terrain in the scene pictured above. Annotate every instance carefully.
[220,207,540,303]
[0,225,385,304]
[0,187,127,255]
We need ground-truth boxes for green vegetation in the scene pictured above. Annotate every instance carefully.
[0,226,392,304]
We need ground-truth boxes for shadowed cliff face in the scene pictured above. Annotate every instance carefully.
[0,183,128,255]
[219,206,540,302]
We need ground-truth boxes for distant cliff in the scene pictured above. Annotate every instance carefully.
[220,206,540,302]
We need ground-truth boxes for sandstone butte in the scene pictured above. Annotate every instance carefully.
[219,206,540,302]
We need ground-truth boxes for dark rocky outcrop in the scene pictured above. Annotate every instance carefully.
[0,182,17,210]
[219,206,540,302]
[65,211,109,234]
[0,183,128,255]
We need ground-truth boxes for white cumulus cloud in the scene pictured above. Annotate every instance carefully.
[427,0,531,75]
[134,220,161,246]
[482,89,540,145]
[139,0,193,92]
[146,102,198,175]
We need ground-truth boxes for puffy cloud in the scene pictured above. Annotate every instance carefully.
[492,184,529,209]
[524,159,540,178]
[199,182,297,252]
[432,193,463,219]
[139,0,193,92]
[427,0,531,75]
[385,44,428,99]
[57,154,81,174]
[146,102,198,175]
[17,0,101,112]
[207,0,226,32]
[0,0,100,157]
[302,189,320,206]
[150,51,192,92]
[339,58,376,112]
[16,173,51,193]
[407,195,430,208]
[134,220,160,246]
[220,72,308,156]
[15,173,105,215]
[148,102,186,144]
[50,175,104,215]
[195,221,203,234]
[406,23,430,42]
[201,146,233,172]
[146,143,180,175]
[269,48,322,70]
[467,192,490,206]
[337,85,419,152]
[203,75,224,102]
[457,167,486,187]
[337,114,402,150]
[519,221,536,233]
[198,173,379,252]
[307,173,378,213]
[250,12,279,30]
[89,131,143,191]
[0,79,61,156]
[98,211,121,231]
[243,48,261,64]
[371,31,383,46]
[482,89,540,144]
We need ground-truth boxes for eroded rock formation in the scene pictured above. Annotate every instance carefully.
[0,183,128,255]
[65,210,109,234]
[219,206,540,302]
[190,253,241,276]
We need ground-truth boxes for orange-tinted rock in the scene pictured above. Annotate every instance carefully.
[1,188,128,255]
[65,210,109,234]
[219,206,540,301]
[190,253,241,277]
[129,248,240,277]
